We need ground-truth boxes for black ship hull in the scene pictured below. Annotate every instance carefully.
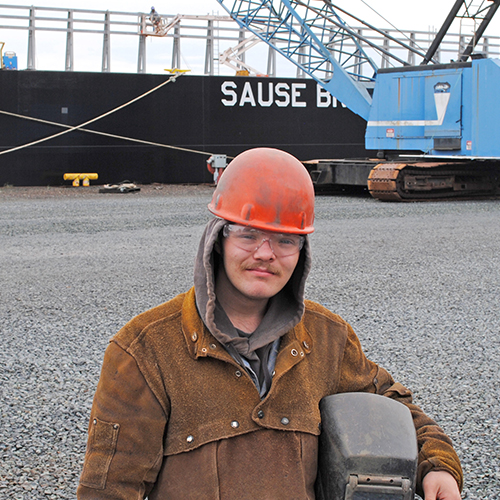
[0,71,367,186]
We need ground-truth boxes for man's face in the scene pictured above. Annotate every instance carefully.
[218,225,301,303]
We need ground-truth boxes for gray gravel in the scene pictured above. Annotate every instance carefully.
[1,184,499,499]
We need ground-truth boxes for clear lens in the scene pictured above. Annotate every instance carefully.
[223,224,304,257]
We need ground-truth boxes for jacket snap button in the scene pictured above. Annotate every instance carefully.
[210,343,217,349]
[231,420,240,428]
[113,424,119,430]
[191,332,198,342]
[373,377,378,385]
[235,370,242,378]
[93,419,97,425]
[281,417,290,425]
[201,347,208,353]
[257,410,264,419]
[291,349,298,357]
[187,435,194,443]
[303,341,310,349]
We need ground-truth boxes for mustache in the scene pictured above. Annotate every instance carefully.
[243,264,282,276]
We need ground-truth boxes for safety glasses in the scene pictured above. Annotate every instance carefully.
[223,224,304,257]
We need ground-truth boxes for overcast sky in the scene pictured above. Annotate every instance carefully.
[2,1,500,74]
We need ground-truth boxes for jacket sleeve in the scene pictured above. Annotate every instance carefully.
[77,341,168,499]
[337,323,463,497]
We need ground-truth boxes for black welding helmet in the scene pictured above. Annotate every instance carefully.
[316,392,418,500]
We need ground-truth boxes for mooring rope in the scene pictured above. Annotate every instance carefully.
[0,72,218,159]
[0,109,213,157]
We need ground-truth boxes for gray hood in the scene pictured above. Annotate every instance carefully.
[194,217,312,357]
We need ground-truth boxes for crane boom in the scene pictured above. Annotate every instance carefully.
[215,0,373,119]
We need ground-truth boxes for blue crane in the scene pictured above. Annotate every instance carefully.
[215,0,500,200]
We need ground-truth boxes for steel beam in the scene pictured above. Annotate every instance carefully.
[102,11,110,72]
[267,44,276,77]
[171,25,180,70]
[137,32,146,73]
[205,20,214,75]
[65,11,74,71]
[27,8,36,70]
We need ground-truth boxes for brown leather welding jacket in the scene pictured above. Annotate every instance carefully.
[77,287,463,499]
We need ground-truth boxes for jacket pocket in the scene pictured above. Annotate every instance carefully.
[80,417,120,489]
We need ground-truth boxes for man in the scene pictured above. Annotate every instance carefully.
[77,148,462,499]
[149,7,161,32]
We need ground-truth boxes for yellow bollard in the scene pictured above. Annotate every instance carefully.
[63,173,98,187]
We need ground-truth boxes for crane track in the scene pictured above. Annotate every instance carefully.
[367,162,500,201]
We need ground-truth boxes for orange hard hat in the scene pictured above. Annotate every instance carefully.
[208,148,315,234]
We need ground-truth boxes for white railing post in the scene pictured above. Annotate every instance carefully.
[27,8,36,70]
[65,10,74,71]
[102,11,111,72]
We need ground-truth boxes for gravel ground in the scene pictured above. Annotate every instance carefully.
[1,184,499,499]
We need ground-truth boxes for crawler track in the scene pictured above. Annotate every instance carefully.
[367,161,500,201]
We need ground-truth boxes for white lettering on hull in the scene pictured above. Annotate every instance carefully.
[221,81,342,108]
